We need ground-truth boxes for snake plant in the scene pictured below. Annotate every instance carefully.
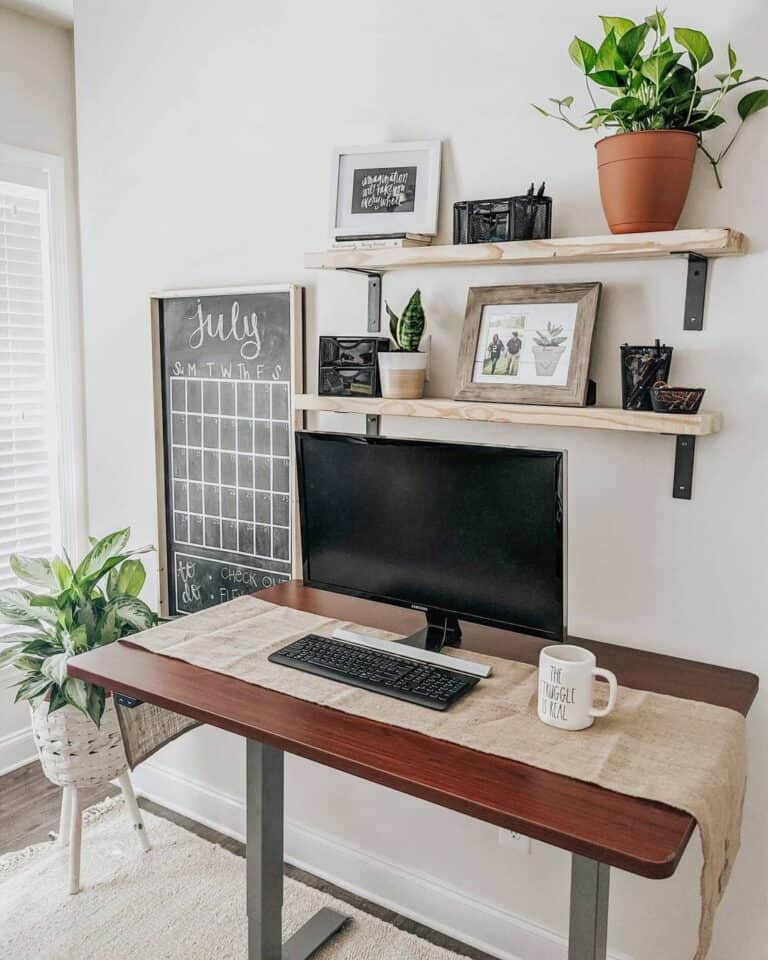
[385,289,426,352]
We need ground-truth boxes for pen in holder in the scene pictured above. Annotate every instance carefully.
[620,340,673,411]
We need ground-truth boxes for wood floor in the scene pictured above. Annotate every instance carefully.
[1,760,496,960]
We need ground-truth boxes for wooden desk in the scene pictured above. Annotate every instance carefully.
[69,583,758,960]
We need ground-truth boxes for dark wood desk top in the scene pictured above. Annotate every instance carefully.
[69,582,758,880]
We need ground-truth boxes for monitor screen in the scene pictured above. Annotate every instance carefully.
[295,432,566,641]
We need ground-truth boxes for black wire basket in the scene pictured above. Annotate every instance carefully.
[453,191,552,244]
[620,341,674,411]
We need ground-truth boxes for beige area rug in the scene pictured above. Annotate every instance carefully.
[0,797,467,960]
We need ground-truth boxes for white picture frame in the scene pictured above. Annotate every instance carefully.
[329,140,442,242]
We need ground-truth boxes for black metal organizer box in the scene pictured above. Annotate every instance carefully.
[302,231,739,500]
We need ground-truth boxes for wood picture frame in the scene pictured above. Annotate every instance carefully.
[454,283,601,406]
[329,140,442,242]
[150,284,303,617]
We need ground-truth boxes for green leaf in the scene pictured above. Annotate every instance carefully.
[689,113,726,131]
[569,36,597,73]
[728,44,737,70]
[51,556,73,590]
[47,684,69,714]
[64,676,89,714]
[12,653,45,672]
[674,27,713,68]
[0,629,50,646]
[41,651,71,686]
[599,16,635,39]
[641,51,681,85]
[395,290,425,352]
[0,644,23,669]
[10,554,58,590]
[86,684,105,727]
[611,95,645,113]
[75,528,131,581]
[114,559,146,598]
[98,605,121,646]
[106,595,157,632]
[589,70,625,89]
[618,23,649,65]
[0,589,42,627]
[594,29,624,73]
[532,103,552,117]
[66,624,89,654]
[645,10,666,35]
[385,302,400,343]
[737,89,768,120]
[14,675,52,703]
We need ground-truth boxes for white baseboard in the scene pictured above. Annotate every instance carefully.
[132,759,631,960]
[0,726,36,775]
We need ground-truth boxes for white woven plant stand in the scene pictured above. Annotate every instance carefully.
[31,697,151,894]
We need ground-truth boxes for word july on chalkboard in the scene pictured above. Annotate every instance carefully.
[152,286,302,616]
[351,166,418,214]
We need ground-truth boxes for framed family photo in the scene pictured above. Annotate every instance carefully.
[329,140,441,242]
[454,283,601,406]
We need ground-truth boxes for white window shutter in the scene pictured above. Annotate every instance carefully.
[0,180,61,592]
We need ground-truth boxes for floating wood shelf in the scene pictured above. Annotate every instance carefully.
[304,228,745,272]
[295,394,720,437]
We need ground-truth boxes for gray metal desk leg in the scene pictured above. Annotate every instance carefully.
[246,740,349,960]
[568,855,609,960]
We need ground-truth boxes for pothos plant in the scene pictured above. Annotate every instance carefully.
[0,528,159,727]
[385,289,426,351]
[533,9,768,186]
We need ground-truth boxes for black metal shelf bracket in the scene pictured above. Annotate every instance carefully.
[673,435,696,500]
[681,253,709,331]
[342,269,383,333]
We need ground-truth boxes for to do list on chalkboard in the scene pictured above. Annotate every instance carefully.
[152,286,302,617]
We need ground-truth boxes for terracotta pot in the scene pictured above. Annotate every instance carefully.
[595,130,697,234]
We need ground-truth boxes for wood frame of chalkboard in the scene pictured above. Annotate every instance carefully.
[150,285,303,617]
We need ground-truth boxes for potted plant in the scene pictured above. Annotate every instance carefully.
[532,321,569,376]
[534,11,768,233]
[380,289,428,399]
[0,528,158,784]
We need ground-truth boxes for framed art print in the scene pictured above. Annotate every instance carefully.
[329,141,442,241]
[454,283,601,406]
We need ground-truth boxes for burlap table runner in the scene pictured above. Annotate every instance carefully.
[122,595,747,959]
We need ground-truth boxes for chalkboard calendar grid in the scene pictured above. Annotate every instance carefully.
[151,285,303,617]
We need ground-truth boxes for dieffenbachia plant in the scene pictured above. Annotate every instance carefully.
[533,10,768,186]
[385,289,426,352]
[0,528,158,726]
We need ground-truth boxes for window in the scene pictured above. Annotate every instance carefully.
[0,178,61,589]
[0,144,83,593]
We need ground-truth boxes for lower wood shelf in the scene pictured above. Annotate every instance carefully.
[294,394,721,437]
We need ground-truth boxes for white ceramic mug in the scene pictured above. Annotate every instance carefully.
[537,644,618,731]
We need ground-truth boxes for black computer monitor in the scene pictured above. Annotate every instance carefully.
[295,431,566,646]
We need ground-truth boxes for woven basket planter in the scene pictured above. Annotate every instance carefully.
[31,697,128,789]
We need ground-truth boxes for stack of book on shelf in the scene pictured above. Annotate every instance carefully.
[331,233,433,250]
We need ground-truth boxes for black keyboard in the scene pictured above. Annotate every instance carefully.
[268,634,479,711]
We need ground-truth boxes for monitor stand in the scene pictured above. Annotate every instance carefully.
[398,610,462,652]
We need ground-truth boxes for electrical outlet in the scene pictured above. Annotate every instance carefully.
[498,828,532,854]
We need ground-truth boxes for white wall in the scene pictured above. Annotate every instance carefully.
[73,2,767,958]
[0,8,81,775]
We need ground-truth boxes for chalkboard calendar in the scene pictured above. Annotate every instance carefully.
[151,286,302,616]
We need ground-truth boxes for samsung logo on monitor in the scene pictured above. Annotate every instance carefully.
[411,604,428,612]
